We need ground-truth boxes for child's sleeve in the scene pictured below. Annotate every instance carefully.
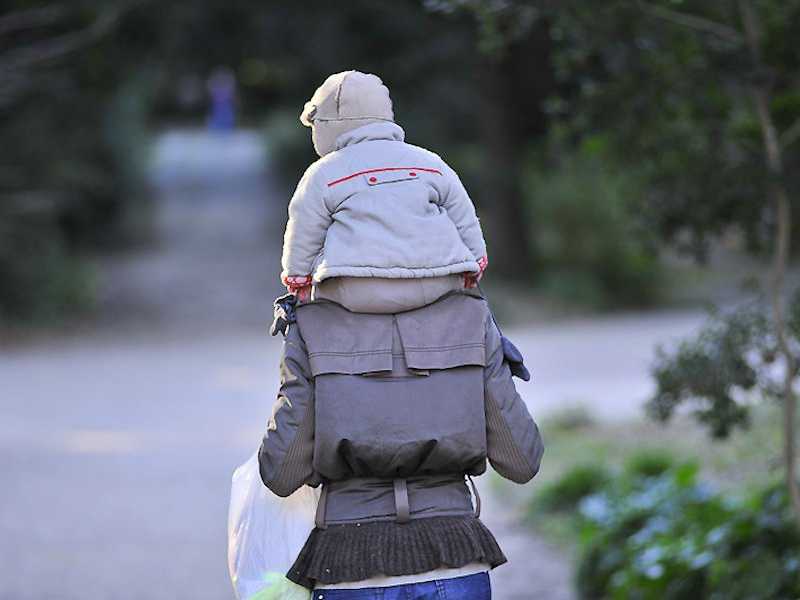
[281,164,332,281]
[438,162,488,263]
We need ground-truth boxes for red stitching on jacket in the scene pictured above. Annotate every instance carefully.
[327,167,443,187]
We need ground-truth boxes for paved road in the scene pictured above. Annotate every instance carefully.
[0,129,703,599]
[508,309,705,422]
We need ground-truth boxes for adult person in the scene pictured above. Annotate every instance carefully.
[258,289,544,599]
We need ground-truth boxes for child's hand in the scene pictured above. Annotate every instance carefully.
[464,256,488,289]
[282,274,313,302]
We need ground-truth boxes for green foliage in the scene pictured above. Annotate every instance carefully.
[623,449,676,479]
[5,0,799,323]
[556,4,771,259]
[425,0,539,57]
[524,139,662,308]
[546,405,597,433]
[647,300,787,438]
[0,2,154,324]
[576,472,800,600]
[0,208,94,323]
[441,0,800,258]
[536,464,612,513]
[535,455,800,599]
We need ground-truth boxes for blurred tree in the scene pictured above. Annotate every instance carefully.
[426,0,555,274]
[8,0,593,324]
[6,0,796,331]
[1,0,491,322]
[442,0,800,523]
[523,136,661,308]
[639,0,800,528]
[0,1,153,322]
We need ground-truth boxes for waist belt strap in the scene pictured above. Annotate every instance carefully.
[315,484,329,529]
[467,474,481,518]
[393,478,410,524]
[317,474,475,528]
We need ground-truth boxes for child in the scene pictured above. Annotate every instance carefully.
[281,70,487,313]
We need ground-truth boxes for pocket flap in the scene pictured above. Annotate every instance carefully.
[364,169,420,186]
[395,294,487,370]
[295,302,394,376]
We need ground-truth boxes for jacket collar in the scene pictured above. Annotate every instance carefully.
[335,121,405,151]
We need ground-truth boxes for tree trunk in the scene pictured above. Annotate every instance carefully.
[477,59,532,277]
[740,0,800,526]
[476,19,554,278]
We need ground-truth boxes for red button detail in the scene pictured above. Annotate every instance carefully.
[409,172,417,176]
[369,176,377,183]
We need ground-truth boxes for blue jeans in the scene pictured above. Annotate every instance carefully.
[311,572,491,600]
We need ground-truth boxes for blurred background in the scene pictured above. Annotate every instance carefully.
[2,1,800,598]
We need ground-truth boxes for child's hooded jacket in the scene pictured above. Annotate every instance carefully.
[281,71,487,283]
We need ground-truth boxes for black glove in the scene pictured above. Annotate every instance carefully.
[270,293,297,337]
[501,334,531,382]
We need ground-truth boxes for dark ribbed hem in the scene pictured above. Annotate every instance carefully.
[286,515,507,589]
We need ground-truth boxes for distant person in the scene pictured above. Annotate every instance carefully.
[259,70,543,599]
[280,70,488,311]
[206,67,237,132]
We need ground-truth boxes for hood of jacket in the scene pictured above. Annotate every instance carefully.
[300,70,396,156]
[334,121,405,151]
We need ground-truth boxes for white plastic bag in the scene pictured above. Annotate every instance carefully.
[228,452,318,600]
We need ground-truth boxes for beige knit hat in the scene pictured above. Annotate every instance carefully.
[300,70,394,156]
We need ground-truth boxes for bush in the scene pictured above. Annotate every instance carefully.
[623,449,675,479]
[546,405,597,432]
[523,137,662,309]
[564,462,800,600]
[536,464,612,513]
[531,449,800,599]
[0,209,94,324]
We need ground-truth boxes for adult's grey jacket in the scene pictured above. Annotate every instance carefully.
[258,292,543,588]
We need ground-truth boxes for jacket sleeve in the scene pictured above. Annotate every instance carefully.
[438,161,488,262]
[280,163,332,280]
[483,313,544,483]
[258,323,320,496]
